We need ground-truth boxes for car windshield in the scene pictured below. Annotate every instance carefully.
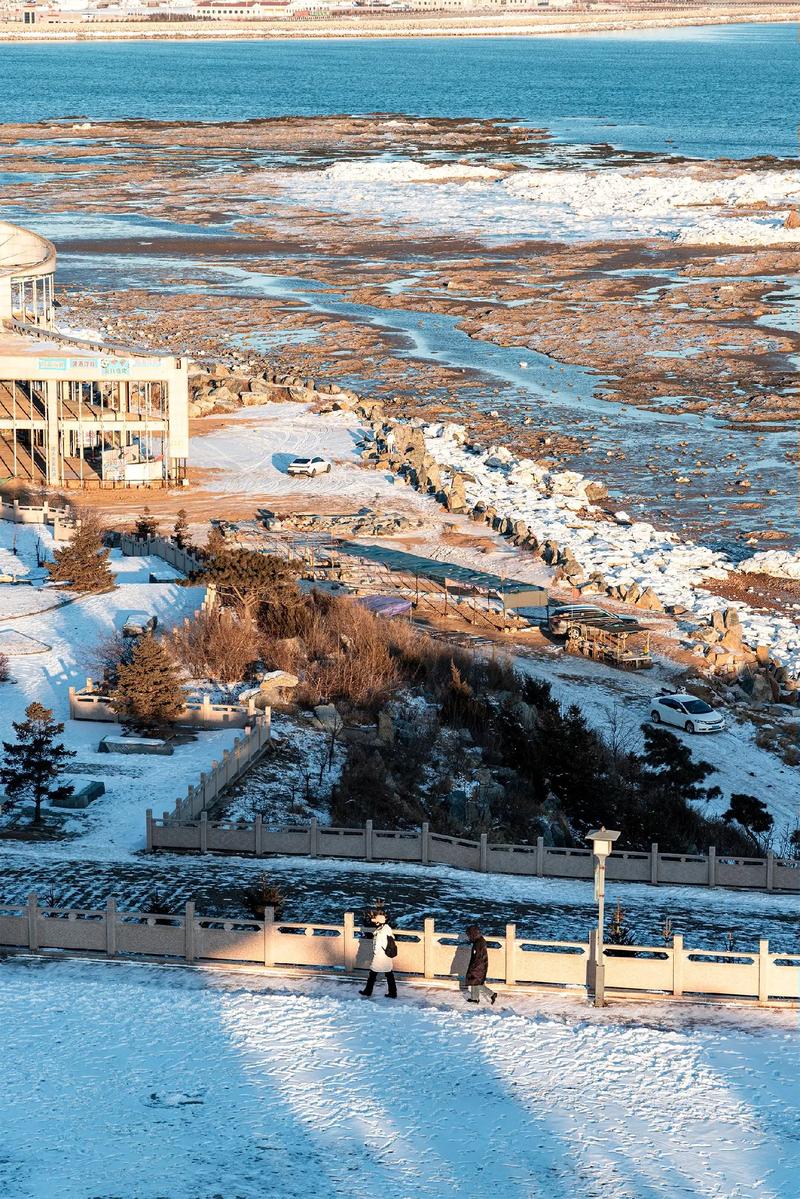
[293,458,310,464]
[683,700,714,715]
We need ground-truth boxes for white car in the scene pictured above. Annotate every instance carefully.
[287,455,332,478]
[649,693,725,734]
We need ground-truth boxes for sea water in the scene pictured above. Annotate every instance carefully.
[0,24,797,159]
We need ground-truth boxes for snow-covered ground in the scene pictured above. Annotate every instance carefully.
[275,158,800,246]
[1,956,798,1199]
[190,401,429,511]
[415,423,800,677]
[0,522,240,850]
[518,646,800,839]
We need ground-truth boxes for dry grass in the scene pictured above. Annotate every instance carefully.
[170,607,260,684]
[259,591,508,713]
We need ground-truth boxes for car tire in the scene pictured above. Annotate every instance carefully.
[685,721,695,734]
[325,464,332,473]
[650,710,660,723]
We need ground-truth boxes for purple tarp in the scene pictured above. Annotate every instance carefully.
[355,595,413,619]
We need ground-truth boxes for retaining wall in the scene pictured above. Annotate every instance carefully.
[2,895,798,1006]
[147,816,800,895]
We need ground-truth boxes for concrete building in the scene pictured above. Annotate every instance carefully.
[0,220,188,488]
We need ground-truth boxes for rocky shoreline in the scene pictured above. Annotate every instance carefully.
[185,361,800,695]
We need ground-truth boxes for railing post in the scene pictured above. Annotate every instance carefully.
[479,833,488,872]
[671,934,684,997]
[423,917,435,979]
[263,905,275,968]
[343,911,356,971]
[310,817,319,858]
[708,846,716,888]
[535,835,544,877]
[766,851,775,892]
[505,923,516,986]
[200,810,208,855]
[184,901,195,963]
[587,927,597,994]
[650,842,659,885]
[421,821,430,866]
[758,939,769,1006]
[162,810,170,827]
[27,892,39,951]
[146,809,154,852]
[365,819,373,863]
[106,898,117,957]
[255,814,263,857]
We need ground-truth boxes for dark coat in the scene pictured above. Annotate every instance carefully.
[465,926,488,985]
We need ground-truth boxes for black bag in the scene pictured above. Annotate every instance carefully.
[385,934,398,959]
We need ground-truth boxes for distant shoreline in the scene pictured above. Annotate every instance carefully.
[0,5,797,44]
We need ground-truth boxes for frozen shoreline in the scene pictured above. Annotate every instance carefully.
[1,8,798,44]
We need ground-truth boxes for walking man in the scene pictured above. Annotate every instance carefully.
[464,925,497,1005]
[359,909,398,999]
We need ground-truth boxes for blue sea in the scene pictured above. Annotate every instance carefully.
[0,22,797,158]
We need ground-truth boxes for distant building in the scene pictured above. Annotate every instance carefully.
[0,221,188,488]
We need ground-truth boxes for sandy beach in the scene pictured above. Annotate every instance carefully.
[0,3,798,42]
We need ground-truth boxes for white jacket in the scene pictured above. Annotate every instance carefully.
[370,923,395,972]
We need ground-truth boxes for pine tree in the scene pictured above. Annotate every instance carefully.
[0,702,75,825]
[191,544,301,627]
[172,508,191,551]
[46,516,116,594]
[608,900,635,946]
[134,506,158,541]
[110,634,185,736]
[723,793,773,843]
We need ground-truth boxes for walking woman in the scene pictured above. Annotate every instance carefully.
[359,910,398,999]
[465,925,497,1005]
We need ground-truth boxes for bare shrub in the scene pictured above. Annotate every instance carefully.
[83,630,129,688]
[240,874,286,919]
[171,607,259,684]
[0,652,9,683]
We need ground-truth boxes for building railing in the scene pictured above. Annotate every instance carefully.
[69,681,260,730]
[118,532,204,576]
[0,497,70,527]
[146,816,800,895]
[167,717,272,823]
[2,895,798,1007]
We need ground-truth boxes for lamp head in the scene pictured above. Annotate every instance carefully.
[586,827,621,860]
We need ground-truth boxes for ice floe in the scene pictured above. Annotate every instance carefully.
[415,423,800,674]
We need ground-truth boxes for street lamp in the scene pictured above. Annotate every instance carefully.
[586,827,621,1007]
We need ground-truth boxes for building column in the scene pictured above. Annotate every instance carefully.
[45,380,60,485]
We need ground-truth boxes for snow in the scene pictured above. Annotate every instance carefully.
[516,646,800,838]
[0,520,240,854]
[276,159,800,246]
[191,401,427,510]
[416,422,800,677]
[0,956,798,1199]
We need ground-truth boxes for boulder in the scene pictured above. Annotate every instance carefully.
[313,703,342,732]
[635,587,664,612]
[445,474,468,513]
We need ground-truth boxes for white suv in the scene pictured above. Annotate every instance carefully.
[287,456,332,478]
[649,693,725,734]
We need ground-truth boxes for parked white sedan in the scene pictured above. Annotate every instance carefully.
[287,455,332,478]
[649,693,725,734]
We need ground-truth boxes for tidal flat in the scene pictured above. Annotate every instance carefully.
[2,112,796,550]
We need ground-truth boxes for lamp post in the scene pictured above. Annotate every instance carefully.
[586,827,621,1007]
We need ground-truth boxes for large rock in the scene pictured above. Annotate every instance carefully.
[445,473,468,513]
